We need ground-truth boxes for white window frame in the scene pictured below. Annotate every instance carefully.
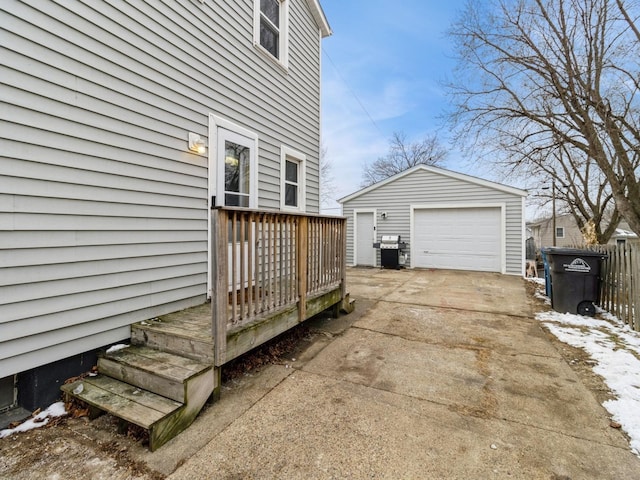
[280,145,305,212]
[253,0,289,69]
[556,226,565,239]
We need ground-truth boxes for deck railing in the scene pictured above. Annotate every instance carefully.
[211,207,347,365]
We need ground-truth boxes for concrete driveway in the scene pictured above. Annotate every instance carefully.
[161,268,639,479]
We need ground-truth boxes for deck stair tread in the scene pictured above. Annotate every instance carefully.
[61,375,182,430]
[102,345,210,382]
[133,318,213,342]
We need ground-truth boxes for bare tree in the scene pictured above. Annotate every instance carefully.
[360,132,447,187]
[446,0,640,237]
[525,143,621,243]
[320,144,336,209]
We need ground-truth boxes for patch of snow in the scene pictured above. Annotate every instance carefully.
[614,228,637,238]
[0,402,68,439]
[527,277,550,304]
[106,343,129,354]
[533,281,640,455]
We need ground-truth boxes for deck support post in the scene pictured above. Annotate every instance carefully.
[297,216,308,321]
[212,208,228,366]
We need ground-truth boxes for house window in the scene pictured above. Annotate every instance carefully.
[254,0,289,68]
[285,160,298,207]
[556,227,564,239]
[280,146,305,211]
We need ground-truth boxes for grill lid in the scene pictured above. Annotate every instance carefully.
[380,235,401,243]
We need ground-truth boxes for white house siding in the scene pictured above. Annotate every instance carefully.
[0,0,326,378]
[341,168,526,275]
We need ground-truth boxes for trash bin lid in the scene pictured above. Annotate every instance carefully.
[541,247,607,258]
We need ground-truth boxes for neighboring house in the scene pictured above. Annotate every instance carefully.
[339,165,528,275]
[528,214,637,249]
[1,0,331,418]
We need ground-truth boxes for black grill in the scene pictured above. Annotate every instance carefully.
[376,235,407,269]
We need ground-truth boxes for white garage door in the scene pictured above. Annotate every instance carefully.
[412,207,502,272]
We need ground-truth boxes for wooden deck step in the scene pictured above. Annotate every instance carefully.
[98,346,211,403]
[61,375,185,450]
[131,318,214,364]
[62,345,216,451]
[340,293,356,314]
[61,375,182,429]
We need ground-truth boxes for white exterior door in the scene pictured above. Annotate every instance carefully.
[207,115,259,297]
[412,206,503,272]
[355,210,376,266]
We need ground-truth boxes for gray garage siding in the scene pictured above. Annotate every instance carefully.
[341,167,526,275]
[0,0,326,377]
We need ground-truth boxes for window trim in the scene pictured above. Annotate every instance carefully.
[280,145,305,212]
[555,226,565,239]
[253,0,289,70]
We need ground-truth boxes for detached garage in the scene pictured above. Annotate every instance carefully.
[339,165,528,275]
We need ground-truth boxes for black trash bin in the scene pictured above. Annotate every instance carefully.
[542,247,607,316]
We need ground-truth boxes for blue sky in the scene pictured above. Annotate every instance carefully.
[319,0,478,212]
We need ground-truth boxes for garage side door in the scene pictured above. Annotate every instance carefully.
[412,207,502,272]
[355,211,375,266]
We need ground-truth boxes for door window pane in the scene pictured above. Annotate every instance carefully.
[225,141,250,207]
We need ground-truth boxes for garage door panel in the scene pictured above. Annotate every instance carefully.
[413,207,501,272]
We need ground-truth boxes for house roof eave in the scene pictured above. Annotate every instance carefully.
[307,0,332,37]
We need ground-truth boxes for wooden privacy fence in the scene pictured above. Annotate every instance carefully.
[590,242,640,330]
[211,207,347,365]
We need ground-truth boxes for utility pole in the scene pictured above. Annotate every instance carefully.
[552,182,556,247]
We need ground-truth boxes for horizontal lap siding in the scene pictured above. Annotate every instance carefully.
[202,0,321,211]
[0,0,323,376]
[343,169,524,275]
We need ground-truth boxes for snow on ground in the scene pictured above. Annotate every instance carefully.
[530,278,640,455]
[106,343,129,353]
[0,402,67,439]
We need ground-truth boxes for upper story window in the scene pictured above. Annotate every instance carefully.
[555,227,565,238]
[254,0,289,68]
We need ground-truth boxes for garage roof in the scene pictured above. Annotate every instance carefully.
[338,165,528,203]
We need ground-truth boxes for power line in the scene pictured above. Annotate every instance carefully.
[322,47,385,137]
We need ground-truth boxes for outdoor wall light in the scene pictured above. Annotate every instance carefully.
[188,132,206,154]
